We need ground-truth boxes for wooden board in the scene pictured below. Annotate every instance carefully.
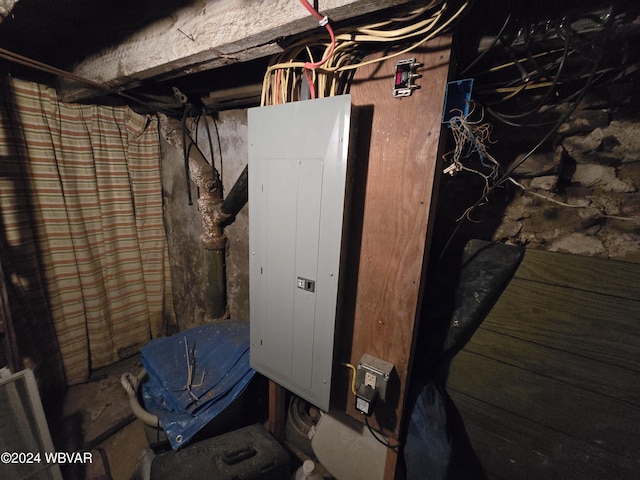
[345,39,451,431]
[448,350,640,457]
[446,249,640,479]
[449,390,639,480]
[267,380,286,442]
[342,38,451,479]
[60,0,411,102]
[464,328,640,407]
[483,278,640,371]
[514,248,640,300]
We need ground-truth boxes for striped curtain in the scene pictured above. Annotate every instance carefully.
[0,78,176,386]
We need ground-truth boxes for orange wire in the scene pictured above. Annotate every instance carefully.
[298,0,336,70]
[274,69,282,104]
[304,68,316,99]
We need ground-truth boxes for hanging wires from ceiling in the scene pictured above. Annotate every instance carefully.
[438,6,617,259]
[261,0,471,106]
[460,5,620,128]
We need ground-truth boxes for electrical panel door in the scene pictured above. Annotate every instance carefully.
[248,95,353,411]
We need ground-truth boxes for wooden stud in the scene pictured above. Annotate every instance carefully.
[267,380,286,442]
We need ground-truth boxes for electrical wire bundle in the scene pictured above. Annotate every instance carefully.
[459,5,621,127]
[442,103,499,205]
[437,5,626,258]
[261,0,471,106]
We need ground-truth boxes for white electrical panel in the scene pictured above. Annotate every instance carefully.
[248,95,353,411]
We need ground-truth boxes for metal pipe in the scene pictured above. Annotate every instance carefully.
[204,248,227,320]
[221,164,248,219]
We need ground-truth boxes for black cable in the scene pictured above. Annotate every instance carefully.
[181,107,193,206]
[203,114,223,195]
[485,18,609,128]
[460,13,511,77]
[486,31,572,124]
[192,112,223,193]
[364,415,401,450]
[438,7,614,261]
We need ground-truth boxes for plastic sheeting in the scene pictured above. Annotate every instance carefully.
[141,320,255,450]
[403,241,524,479]
[403,382,452,479]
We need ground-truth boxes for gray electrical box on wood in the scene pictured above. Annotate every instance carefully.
[248,95,353,411]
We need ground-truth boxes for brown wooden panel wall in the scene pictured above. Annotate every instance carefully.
[339,38,452,478]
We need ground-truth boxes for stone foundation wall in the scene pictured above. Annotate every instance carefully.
[436,91,640,263]
[496,105,640,261]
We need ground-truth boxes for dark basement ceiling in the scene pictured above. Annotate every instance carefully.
[0,0,197,69]
[0,0,638,111]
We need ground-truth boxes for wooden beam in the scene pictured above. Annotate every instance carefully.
[59,0,411,102]
[267,380,286,442]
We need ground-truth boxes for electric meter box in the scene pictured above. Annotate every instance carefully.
[248,95,354,411]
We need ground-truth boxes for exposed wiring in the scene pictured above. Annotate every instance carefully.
[304,68,316,99]
[488,26,571,121]
[261,1,471,105]
[197,114,224,197]
[209,115,224,191]
[181,108,194,205]
[464,6,617,127]
[443,102,499,196]
[179,103,224,206]
[439,5,616,260]
[440,96,589,260]
[299,0,336,70]
[459,13,511,76]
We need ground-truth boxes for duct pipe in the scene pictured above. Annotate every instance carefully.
[159,114,231,321]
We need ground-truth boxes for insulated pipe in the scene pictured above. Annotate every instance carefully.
[159,114,230,321]
[120,370,161,427]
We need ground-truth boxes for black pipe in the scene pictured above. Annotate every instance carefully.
[205,248,227,320]
[221,164,248,219]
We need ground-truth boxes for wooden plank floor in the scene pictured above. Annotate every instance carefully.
[447,248,640,479]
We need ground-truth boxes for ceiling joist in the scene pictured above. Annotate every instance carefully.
[59,0,411,102]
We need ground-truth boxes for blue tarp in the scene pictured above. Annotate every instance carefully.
[141,320,255,450]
